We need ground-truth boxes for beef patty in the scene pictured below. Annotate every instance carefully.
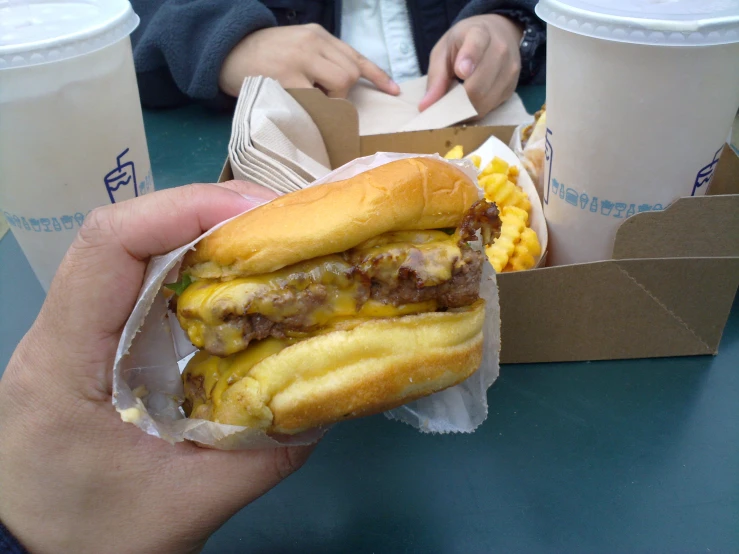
[176,200,500,357]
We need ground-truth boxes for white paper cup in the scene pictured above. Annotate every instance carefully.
[0,0,154,291]
[536,0,739,266]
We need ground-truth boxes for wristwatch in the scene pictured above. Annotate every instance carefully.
[493,9,547,84]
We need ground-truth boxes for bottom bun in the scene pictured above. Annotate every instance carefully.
[184,299,486,434]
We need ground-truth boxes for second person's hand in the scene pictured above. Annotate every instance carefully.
[219,24,400,98]
[419,15,523,117]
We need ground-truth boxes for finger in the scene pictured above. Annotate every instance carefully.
[453,25,491,81]
[213,180,280,202]
[43,185,262,343]
[419,40,453,111]
[279,74,314,90]
[307,57,358,98]
[321,45,362,89]
[329,39,399,95]
[464,38,520,117]
[463,54,500,117]
[320,48,361,95]
[81,184,261,262]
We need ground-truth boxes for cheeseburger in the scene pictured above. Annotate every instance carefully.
[172,158,501,434]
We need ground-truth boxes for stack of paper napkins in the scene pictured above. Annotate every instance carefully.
[229,77,332,193]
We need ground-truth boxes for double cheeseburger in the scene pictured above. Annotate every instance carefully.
[173,158,501,435]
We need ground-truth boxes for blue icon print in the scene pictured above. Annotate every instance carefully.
[613,203,627,218]
[104,148,138,203]
[549,178,667,218]
[692,146,722,196]
[3,210,91,233]
[544,128,553,205]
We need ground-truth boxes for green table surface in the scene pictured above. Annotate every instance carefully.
[1,86,738,553]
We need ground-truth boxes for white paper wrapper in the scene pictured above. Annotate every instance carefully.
[510,116,547,202]
[468,135,549,267]
[112,153,501,448]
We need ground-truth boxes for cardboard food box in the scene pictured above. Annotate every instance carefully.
[220,89,739,364]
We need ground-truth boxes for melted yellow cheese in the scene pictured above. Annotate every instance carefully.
[349,230,462,286]
[177,230,463,356]
[185,338,292,410]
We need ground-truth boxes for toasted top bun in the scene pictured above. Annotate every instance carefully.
[182,157,478,280]
[184,299,485,434]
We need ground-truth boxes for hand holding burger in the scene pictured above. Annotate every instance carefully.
[0,182,315,554]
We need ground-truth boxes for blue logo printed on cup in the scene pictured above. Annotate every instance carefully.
[104,148,138,204]
[543,128,553,204]
[613,203,627,218]
[61,216,74,229]
[21,217,30,230]
[549,174,667,219]
[74,213,86,227]
[692,146,723,196]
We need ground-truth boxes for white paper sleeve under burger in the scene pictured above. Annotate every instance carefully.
[112,153,501,449]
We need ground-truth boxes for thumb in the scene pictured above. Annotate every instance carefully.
[453,25,491,80]
[419,41,453,112]
[43,185,262,344]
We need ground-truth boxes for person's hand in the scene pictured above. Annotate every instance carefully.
[0,182,316,554]
[419,15,523,117]
[219,24,400,98]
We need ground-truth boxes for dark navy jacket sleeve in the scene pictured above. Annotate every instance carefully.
[131,0,277,108]
[454,0,546,85]
[0,520,28,554]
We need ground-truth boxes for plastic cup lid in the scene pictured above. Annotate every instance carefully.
[536,0,739,46]
[0,0,139,69]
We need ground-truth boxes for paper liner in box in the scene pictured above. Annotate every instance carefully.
[469,134,548,267]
